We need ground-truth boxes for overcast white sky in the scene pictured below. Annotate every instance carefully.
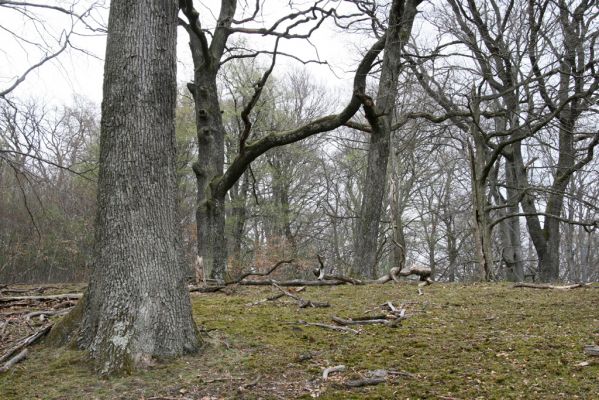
[0,0,378,108]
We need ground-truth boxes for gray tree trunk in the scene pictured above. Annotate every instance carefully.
[468,95,494,281]
[352,0,420,278]
[48,0,200,374]
[190,72,227,281]
[500,158,524,281]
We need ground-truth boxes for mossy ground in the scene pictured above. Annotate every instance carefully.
[1,283,597,399]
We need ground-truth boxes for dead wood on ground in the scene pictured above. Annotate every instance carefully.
[512,283,590,290]
[272,283,329,308]
[584,345,599,356]
[322,365,346,380]
[0,325,52,364]
[0,293,83,302]
[297,320,360,334]
[342,377,386,388]
[0,348,28,373]
[332,315,402,328]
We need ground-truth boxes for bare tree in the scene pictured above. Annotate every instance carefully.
[178,0,390,280]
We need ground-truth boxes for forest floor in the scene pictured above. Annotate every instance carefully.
[0,282,598,399]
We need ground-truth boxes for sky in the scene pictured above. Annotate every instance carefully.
[0,0,374,108]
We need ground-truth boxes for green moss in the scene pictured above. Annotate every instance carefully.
[45,296,86,348]
[1,283,598,399]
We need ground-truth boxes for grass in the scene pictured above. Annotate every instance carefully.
[1,282,598,399]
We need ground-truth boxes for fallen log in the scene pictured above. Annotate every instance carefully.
[512,283,590,290]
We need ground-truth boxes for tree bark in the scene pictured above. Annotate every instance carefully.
[190,71,227,281]
[468,94,494,281]
[352,0,420,278]
[48,0,200,374]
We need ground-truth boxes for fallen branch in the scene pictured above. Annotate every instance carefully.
[0,293,83,302]
[0,349,28,373]
[512,283,590,290]
[0,324,52,364]
[323,365,346,380]
[189,285,226,293]
[247,287,306,306]
[297,320,359,334]
[313,255,364,285]
[240,279,345,287]
[382,302,406,318]
[0,286,60,295]
[273,283,329,308]
[332,315,401,328]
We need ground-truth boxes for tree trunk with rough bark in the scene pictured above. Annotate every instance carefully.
[352,0,420,278]
[189,70,227,281]
[48,0,200,374]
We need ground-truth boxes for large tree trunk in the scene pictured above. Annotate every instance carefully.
[48,0,200,374]
[190,71,227,282]
[352,0,419,278]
